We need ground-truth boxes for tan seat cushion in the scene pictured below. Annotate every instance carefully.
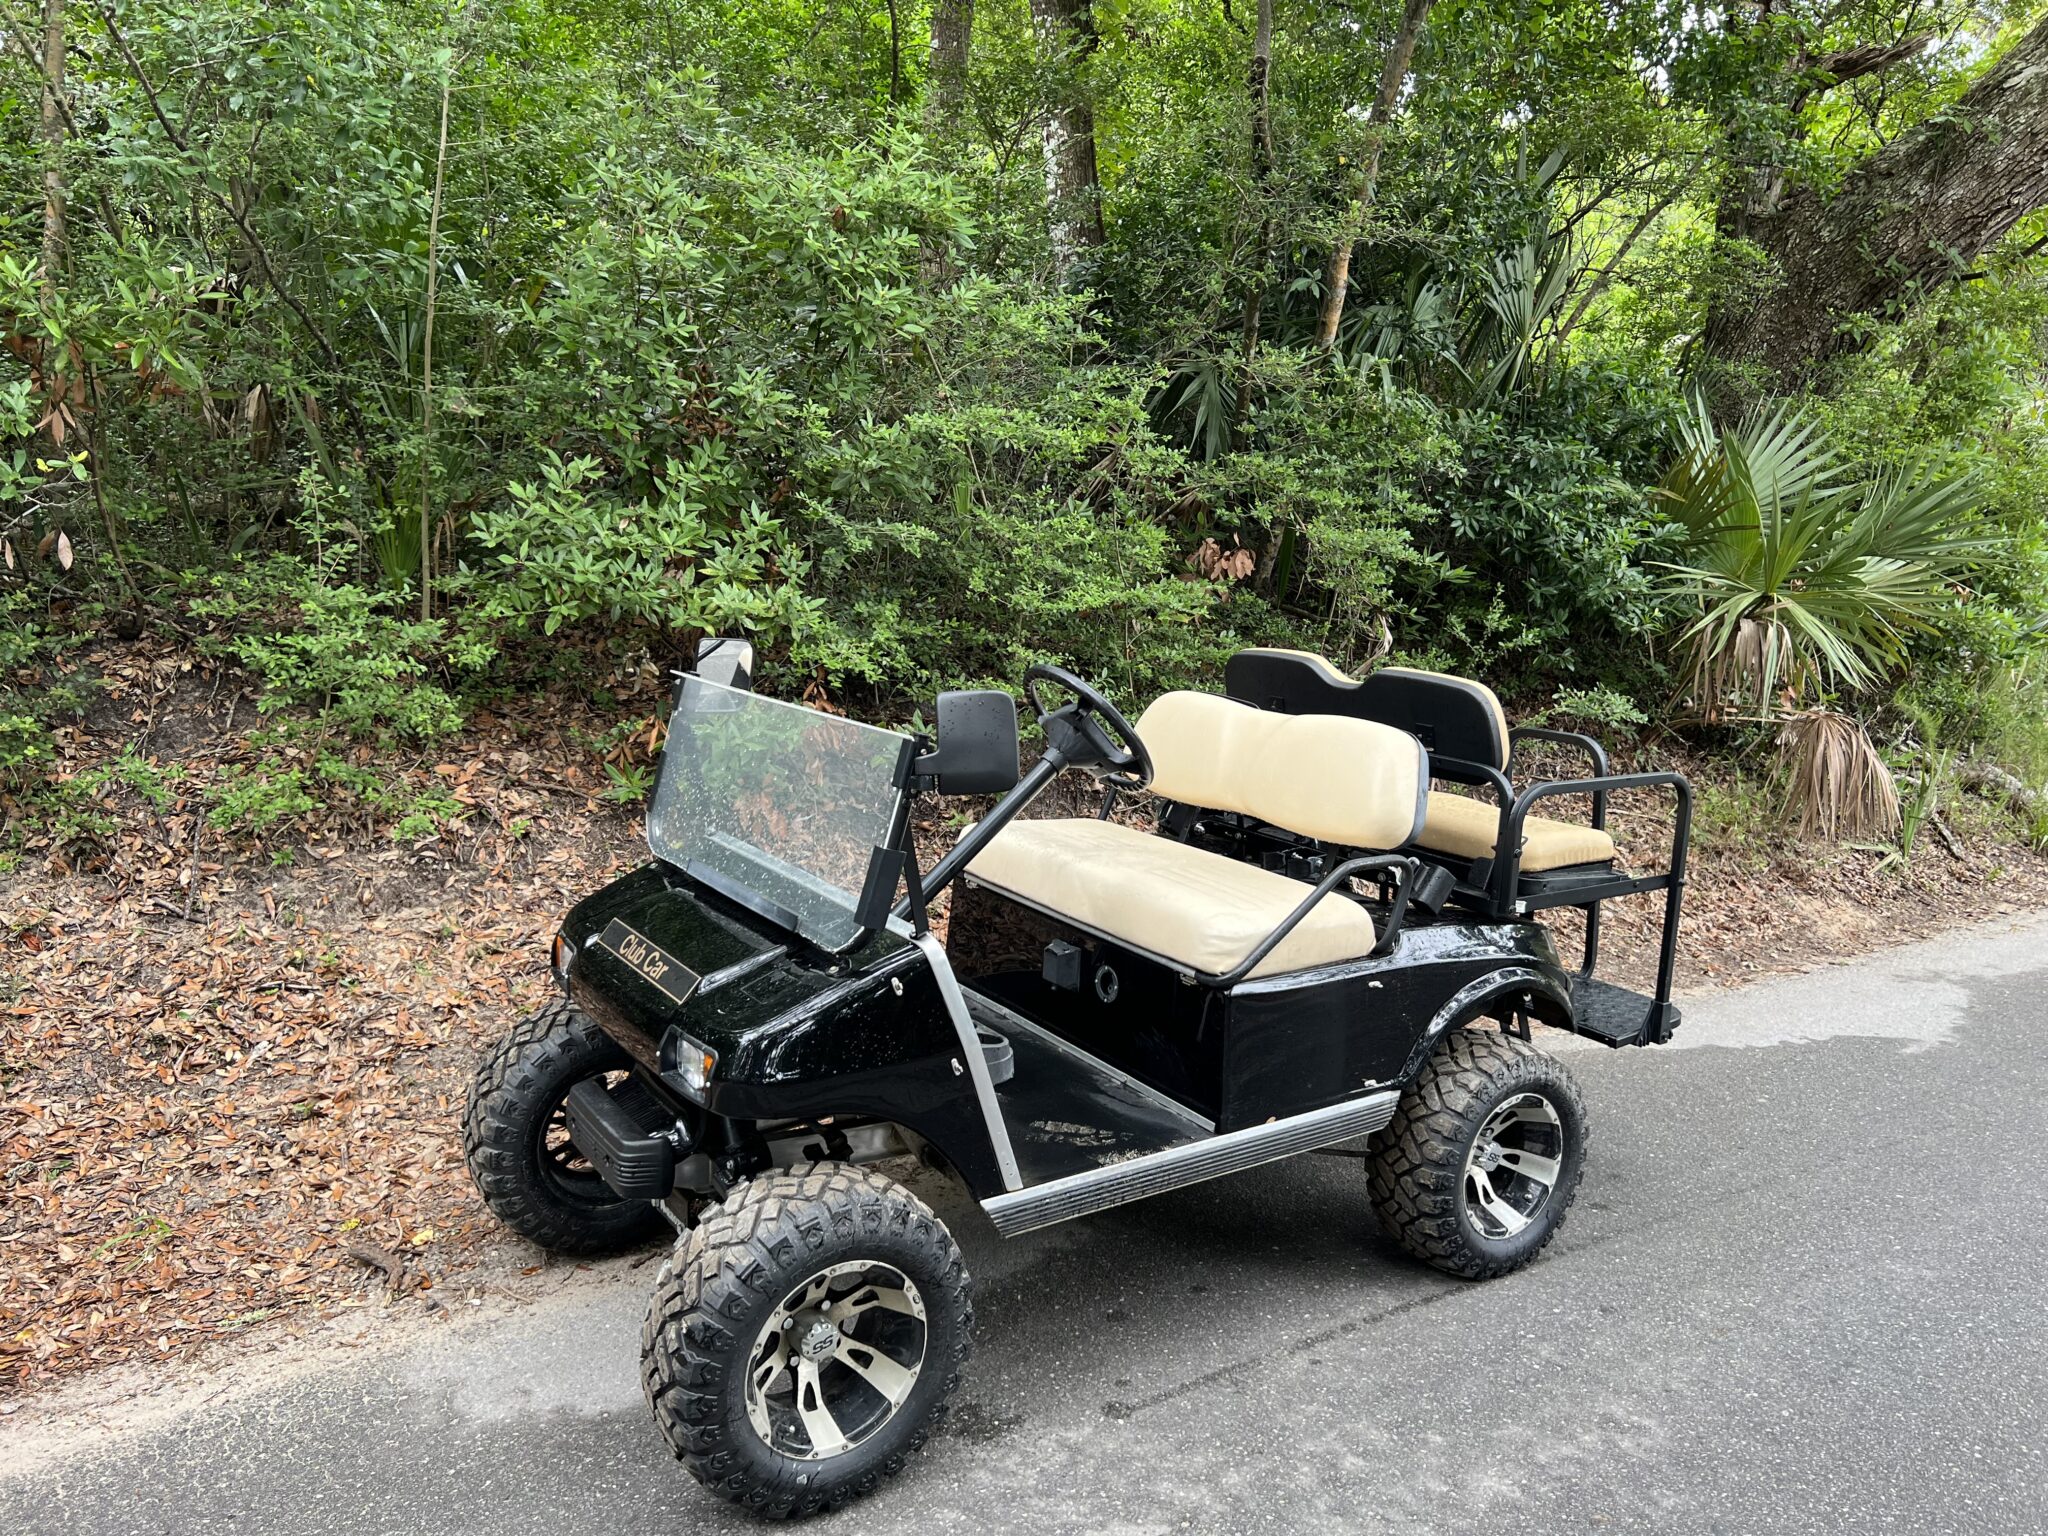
[1416,791,1616,872]
[1136,691,1428,850]
[966,818,1375,979]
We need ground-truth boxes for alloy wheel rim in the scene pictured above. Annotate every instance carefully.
[744,1260,928,1460]
[533,1072,622,1203]
[1461,1091,1565,1241]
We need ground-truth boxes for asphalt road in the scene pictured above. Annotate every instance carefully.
[6,912,2048,1535]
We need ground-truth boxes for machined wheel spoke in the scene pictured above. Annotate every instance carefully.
[793,1359,849,1456]
[1468,1169,1531,1237]
[829,1283,922,1323]
[833,1339,918,1405]
[751,1338,789,1395]
[1495,1147,1560,1187]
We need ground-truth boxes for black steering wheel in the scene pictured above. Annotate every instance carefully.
[1022,663,1154,793]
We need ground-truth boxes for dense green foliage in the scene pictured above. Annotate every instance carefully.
[4,0,2047,840]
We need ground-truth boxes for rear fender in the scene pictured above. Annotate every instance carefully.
[1395,966,1573,1085]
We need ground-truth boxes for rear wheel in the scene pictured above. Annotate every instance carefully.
[642,1164,971,1519]
[1367,1025,1586,1280]
[461,999,666,1255]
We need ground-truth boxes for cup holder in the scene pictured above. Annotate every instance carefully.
[974,1024,1015,1086]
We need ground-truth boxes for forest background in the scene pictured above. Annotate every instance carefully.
[6,0,2048,851]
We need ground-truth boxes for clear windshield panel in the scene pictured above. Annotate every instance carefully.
[648,676,912,951]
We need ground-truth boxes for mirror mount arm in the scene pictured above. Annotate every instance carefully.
[910,747,1069,910]
[899,835,932,935]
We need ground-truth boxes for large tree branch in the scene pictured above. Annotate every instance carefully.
[1803,30,1935,90]
[1706,14,2048,385]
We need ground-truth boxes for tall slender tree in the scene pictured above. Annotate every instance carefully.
[925,0,972,136]
[38,0,65,292]
[1314,0,1434,350]
[1029,0,1105,280]
[1232,0,1275,443]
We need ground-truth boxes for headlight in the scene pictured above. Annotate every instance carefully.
[550,933,577,983]
[663,1030,717,1100]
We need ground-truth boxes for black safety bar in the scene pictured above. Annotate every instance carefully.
[1493,772,1693,1016]
[1508,726,1611,831]
[1200,854,1421,988]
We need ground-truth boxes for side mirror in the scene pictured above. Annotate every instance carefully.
[695,636,754,693]
[916,690,1020,795]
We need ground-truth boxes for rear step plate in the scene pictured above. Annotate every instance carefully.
[1569,975,1680,1047]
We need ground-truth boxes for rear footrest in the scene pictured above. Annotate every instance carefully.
[1569,975,1680,1047]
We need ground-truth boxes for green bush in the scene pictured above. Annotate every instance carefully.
[207,765,319,835]
[465,453,815,642]
[192,560,464,743]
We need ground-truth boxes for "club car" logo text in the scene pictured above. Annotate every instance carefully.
[593,919,701,1006]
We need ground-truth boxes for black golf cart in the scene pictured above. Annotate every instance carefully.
[462,641,1691,1518]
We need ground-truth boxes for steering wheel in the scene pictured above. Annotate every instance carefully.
[1022,663,1154,793]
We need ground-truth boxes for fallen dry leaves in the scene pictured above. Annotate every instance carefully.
[3,635,2047,1398]
[0,635,650,1395]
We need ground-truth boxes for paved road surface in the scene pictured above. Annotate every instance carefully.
[6,913,2047,1535]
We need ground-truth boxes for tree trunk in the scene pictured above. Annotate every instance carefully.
[1314,0,1434,349]
[1706,15,2048,384]
[39,0,65,292]
[1029,0,1105,280]
[419,70,453,623]
[1232,0,1275,446]
[925,0,972,136]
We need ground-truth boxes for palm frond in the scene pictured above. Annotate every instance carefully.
[1777,709,1900,840]
[1656,401,1986,718]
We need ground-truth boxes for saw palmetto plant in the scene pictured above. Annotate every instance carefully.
[1656,397,1987,837]
[1777,707,1902,841]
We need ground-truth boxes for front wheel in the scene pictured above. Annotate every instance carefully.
[1367,1025,1587,1280]
[642,1164,972,1519]
[461,999,666,1255]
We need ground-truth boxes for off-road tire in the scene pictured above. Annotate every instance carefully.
[461,998,665,1255]
[641,1163,972,1519]
[1367,1025,1587,1280]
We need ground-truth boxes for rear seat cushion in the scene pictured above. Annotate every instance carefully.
[1135,691,1428,850]
[1417,791,1616,872]
[966,818,1375,978]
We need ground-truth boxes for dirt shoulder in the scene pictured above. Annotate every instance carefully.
[5,636,2047,1398]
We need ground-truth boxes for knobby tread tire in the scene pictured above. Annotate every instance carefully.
[1366,1025,1587,1280]
[641,1162,973,1520]
[461,998,664,1255]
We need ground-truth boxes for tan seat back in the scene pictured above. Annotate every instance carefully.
[1135,691,1428,850]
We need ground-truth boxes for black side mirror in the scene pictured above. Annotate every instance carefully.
[916,690,1020,795]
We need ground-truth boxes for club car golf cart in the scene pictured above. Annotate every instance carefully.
[461,639,1691,1518]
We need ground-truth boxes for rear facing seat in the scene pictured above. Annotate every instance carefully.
[966,692,1428,978]
[1224,649,1618,874]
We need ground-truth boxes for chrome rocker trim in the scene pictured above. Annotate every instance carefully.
[980,1090,1400,1236]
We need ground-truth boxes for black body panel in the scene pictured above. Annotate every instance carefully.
[948,878,1571,1132]
[1219,922,1566,1126]
[559,863,1009,1197]
[969,995,1209,1185]
[948,880,1227,1116]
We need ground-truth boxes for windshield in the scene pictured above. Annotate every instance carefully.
[648,676,913,950]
